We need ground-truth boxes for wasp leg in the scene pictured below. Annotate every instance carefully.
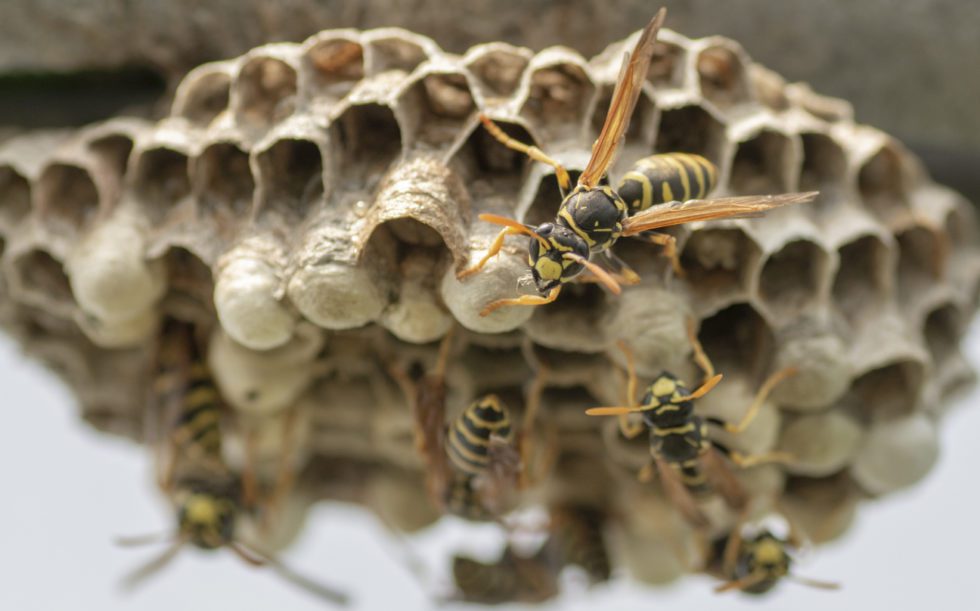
[713,441,795,468]
[479,115,571,195]
[686,317,716,380]
[480,286,561,317]
[632,231,684,277]
[265,406,301,523]
[618,415,646,439]
[458,226,523,280]
[721,521,745,579]
[242,426,261,511]
[723,366,798,434]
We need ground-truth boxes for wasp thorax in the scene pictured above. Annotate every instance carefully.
[177,491,237,550]
[528,222,590,292]
[555,186,628,253]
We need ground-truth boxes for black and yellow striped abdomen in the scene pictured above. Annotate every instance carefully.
[172,362,224,461]
[446,394,513,478]
[618,153,718,214]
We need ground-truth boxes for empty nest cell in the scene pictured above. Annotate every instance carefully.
[729,130,793,195]
[521,62,595,142]
[9,249,74,308]
[645,39,686,89]
[331,103,402,187]
[449,119,533,200]
[366,37,428,74]
[923,302,961,367]
[195,142,255,220]
[174,68,231,126]
[654,105,726,168]
[464,46,530,99]
[696,44,752,110]
[858,143,911,220]
[303,37,364,100]
[133,147,192,223]
[896,224,946,282]
[524,170,566,227]
[0,165,31,228]
[758,239,829,319]
[679,227,762,305]
[401,72,475,149]
[87,134,134,179]
[848,360,925,421]
[36,163,100,234]
[832,234,892,322]
[524,283,612,352]
[234,56,298,129]
[160,246,214,317]
[255,139,324,223]
[697,302,774,379]
[799,133,846,193]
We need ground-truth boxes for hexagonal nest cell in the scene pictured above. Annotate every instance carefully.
[1,19,978,605]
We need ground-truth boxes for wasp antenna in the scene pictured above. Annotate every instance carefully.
[478,213,549,249]
[114,531,174,547]
[120,539,185,592]
[788,574,842,590]
[563,252,622,295]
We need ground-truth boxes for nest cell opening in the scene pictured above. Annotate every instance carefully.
[654,105,725,168]
[849,360,925,420]
[176,70,231,126]
[696,45,751,110]
[524,171,567,227]
[379,217,445,249]
[304,38,364,98]
[466,49,529,98]
[923,303,961,367]
[332,103,402,187]
[729,130,792,195]
[133,147,191,224]
[88,134,134,179]
[697,302,774,379]
[235,57,298,128]
[449,120,533,200]
[161,246,214,315]
[858,144,910,219]
[832,235,891,321]
[758,240,828,319]
[591,86,656,166]
[11,249,74,306]
[521,63,595,141]
[256,139,324,223]
[37,163,99,233]
[406,72,475,149]
[646,40,686,89]
[196,142,255,219]
[799,133,846,193]
[679,227,761,302]
[0,165,31,227]
[366,37,428,74]
[896,224,945,282]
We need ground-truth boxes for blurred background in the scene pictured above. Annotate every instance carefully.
[1,324,978,610]
[2,0,979,200]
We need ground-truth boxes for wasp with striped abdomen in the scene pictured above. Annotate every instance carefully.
[118,319,348,604]
[458,8,816,316]
[711,518,840,595]
[585,320,798,527]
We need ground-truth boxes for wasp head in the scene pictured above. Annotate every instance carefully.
[527,222,590,292]
[176,490,237,550]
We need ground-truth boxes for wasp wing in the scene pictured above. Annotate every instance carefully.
[578,8,666,188]
[702,447,749,512]
[652,455,710,528]
[621,191,819,236]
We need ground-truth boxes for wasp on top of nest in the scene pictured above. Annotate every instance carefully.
[457,7,817,316]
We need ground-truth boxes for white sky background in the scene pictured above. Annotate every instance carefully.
[1,324,979,611]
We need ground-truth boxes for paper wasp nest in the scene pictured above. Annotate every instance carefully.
[1,23,978,591]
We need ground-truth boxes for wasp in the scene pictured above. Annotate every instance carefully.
[711,519,840,594]
[585,320,798,527]
[458,7,817,316]
[118,320,348,605]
